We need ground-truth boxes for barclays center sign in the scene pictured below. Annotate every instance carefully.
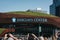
[12,17,48,23]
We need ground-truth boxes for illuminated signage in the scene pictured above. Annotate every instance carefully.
[12,17,16,22]
[12,17,48,23]
[16,18,47,22]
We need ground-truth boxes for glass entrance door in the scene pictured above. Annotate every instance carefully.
[15,23,39,35]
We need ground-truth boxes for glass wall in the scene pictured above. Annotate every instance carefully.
[0,23,56,37]
[56,6,60,16]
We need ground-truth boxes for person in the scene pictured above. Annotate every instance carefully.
[28,33,39,40]
[39,36,44,40]
[44,37,48,40]
[31,33,39,40]
[25,33,29,40]
[3,34,8,40]
[28,33,34,40]
[3,33,18,40]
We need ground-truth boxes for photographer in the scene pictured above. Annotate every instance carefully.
[3,33,18,40]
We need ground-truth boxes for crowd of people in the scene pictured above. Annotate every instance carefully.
[3,33,18,40]
[1,32,59,40]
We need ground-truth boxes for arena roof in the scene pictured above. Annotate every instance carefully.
[4,11,57,17]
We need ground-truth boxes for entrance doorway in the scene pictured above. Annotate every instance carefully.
[0,23,57,37]
[40,24,56,37]
[14,23,39,35]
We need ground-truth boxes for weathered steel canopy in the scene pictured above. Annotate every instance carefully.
[0,12,60,28]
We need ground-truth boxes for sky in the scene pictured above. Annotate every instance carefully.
[0,0,52,13]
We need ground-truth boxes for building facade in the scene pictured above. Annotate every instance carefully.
[50,0,60,17]
[0,13,60,37]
